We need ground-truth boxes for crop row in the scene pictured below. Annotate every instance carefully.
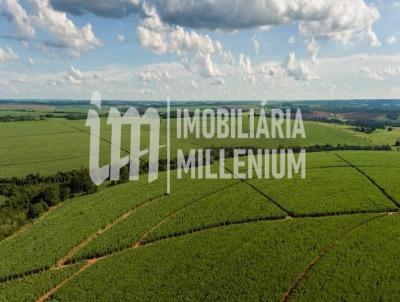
[70,178,240,262]
[291,215,400,301]
[50,215,377,302]
[248,166,398,216]
[0,176,168,278]
[0,264,81,302]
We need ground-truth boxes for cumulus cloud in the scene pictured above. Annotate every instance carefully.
[298,0,381,46]
[239,53,255,82]
[117,34,126,43]
[1,0,36,38]
[360,67,384,81]
[284,52,315,81]
[66,65,84,85]
[288,35,296,44]
[307,38,319,65]
[137,6,230,79]
[152,0,380,46]
[138,68,172,83]
[31,0,102,56]
[27,57,35,65]
[0,46,19,63]
[1,0,102,56]
[386,36,397,44]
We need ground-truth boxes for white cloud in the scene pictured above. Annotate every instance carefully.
[138,68,172,83]
[288,35,296,44]
[360,67,384,81]
[31,0,102,56]
[382,67,400,76]
[117,34,126,43]
[138,6,221,56]
[27,57,35,65]
[239,53,255,82]
[137,6,229,79]
[1,0,102,56]
[1,0,36,38]
[252,35,260,55]
[0,46,19,63]
[298,1,381,46]
[386,36,397,44]
[66,65,84,85]
[307,38,320,65]
[284,52,315,81]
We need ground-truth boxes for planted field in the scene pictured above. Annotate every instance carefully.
[70,177,238,262]
[0,177,167,278]
[248,166,398,216]
[146,182,286,242]
[291,214,400,301]
[0,116,376,177]
[0,264,81,302]
[51,215,380,302]
[336,151,400,168]
[0,151,399,301]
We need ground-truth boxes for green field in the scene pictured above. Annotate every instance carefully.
[1,103,400,301]
[0,116,378,177]
[0,150,399,301]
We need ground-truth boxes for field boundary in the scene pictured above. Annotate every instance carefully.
[281,212,393,301]
[335,153,400,208]
[55,193,168,267]
[2,210,398,293]
[33,212,399,302]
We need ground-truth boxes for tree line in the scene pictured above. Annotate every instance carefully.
[0,169,97,239]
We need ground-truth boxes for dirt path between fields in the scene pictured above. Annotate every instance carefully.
[281,212,393,302]
[36,260,97,302]
[35,211,398,302]
[55,193,167,267]
[34,182,240,301]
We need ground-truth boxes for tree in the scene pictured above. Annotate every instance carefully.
[35,185,60,207]
[60,187,71,201]
[28,201,48,219]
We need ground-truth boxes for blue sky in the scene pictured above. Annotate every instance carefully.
[0,0,400,100]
